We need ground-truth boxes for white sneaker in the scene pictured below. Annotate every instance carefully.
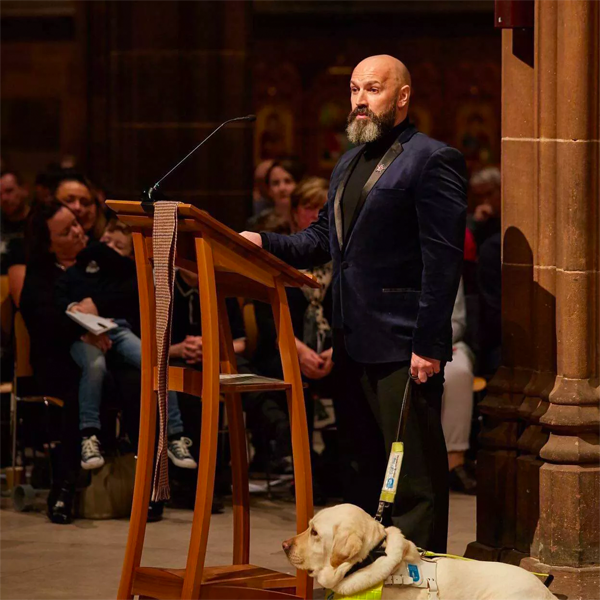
[81,435,105,470]
[167,437,198,469]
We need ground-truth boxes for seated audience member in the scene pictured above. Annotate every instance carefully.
[1,171,30,308]
[441,280,476,494]
[247,158,305,231]
[1,170,29,374]
[56,220,196,471]
[19,201,89,523]
[255,177,333,379]
[252,159,274,216]
[469,166,501,249]
[52,171,107,241]
[169,267,247,512]
[477,231,502,376]
[171,268,247,364]
[251,178,334,478]
[1,170,29,276]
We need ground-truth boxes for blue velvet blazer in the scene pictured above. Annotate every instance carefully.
[262,124,467,364]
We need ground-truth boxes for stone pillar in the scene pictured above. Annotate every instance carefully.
[521,2,600,598]
[87,0,253,231]
[465,13,537,564]
[515,0,557,560]
[468,5,599,594]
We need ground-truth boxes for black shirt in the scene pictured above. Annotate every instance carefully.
[0,216,27,274]
[342,118,410,240]
[55,242,140,335]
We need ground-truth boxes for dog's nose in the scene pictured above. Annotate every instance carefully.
[282,539,292,553]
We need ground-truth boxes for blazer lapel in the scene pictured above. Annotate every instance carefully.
[333,149,363,249]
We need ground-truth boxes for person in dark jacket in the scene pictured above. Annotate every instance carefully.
[55,219,195,472]
[19,201,92,524]
[242,55,467,552]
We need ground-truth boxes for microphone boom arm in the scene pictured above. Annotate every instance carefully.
[142,114,255,204]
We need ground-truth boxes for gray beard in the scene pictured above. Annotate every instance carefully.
[346,118,382,145]
[346,104,397,145]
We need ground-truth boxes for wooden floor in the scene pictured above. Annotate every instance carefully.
[0,493,475,600]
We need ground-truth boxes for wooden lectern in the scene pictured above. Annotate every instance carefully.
[107,201,318,600]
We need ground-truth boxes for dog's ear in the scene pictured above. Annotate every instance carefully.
[330,528,362,569]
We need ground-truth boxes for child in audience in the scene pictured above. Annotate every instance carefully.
[56,220,197,471]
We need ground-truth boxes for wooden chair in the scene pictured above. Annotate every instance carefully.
[1,275,14,392]
[8,311,64,505]
[108,200,318,600]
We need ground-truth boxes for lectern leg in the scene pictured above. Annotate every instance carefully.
[270,280,314,600]
[223,391,251,564]
[218,294,251,565]
[182,238,221,599]
[118,232,159,600]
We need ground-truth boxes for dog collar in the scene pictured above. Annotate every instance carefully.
[344,536,388,579]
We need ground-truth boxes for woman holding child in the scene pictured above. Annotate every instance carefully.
[20,201,91,523]
[20,200,194,525]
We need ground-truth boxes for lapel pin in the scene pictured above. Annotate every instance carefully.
[375,163,386,173]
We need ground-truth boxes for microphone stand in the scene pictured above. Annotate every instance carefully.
[140,114,256,210]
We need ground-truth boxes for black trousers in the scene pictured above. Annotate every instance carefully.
[332,341,449,552]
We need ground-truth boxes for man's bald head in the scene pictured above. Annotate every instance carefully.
[353,55,411,93]
[346,55,412,144]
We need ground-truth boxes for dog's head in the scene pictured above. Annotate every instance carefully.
[282,504,413,590]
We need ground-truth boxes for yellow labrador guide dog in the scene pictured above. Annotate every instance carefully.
[282,504,557,600]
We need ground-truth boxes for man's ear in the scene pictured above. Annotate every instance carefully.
[330,529,363,569]
[398,84,410,108]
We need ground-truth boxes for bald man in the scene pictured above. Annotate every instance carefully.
[242,55,467,552]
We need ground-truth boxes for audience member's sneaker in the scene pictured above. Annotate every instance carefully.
[168,437,198,469]
[81,435,105,470]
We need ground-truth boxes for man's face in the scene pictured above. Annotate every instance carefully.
[0,174,27,218]
[346,63,400,145]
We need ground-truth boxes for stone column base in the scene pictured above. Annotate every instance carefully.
[521,556,600,600]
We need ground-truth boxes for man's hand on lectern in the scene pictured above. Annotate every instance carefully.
[240,231,263,247]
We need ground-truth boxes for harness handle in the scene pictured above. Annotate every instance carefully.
[375,377,414,523]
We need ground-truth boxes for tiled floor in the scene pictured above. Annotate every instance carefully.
[0,493,475,599]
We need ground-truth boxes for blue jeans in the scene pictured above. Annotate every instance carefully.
[71,326,184,436]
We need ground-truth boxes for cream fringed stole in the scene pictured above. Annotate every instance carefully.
[151,201,179,501]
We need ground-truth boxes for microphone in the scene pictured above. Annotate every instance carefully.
[142,114,256,203]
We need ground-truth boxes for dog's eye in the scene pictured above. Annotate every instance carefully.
[310,528,318,537]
